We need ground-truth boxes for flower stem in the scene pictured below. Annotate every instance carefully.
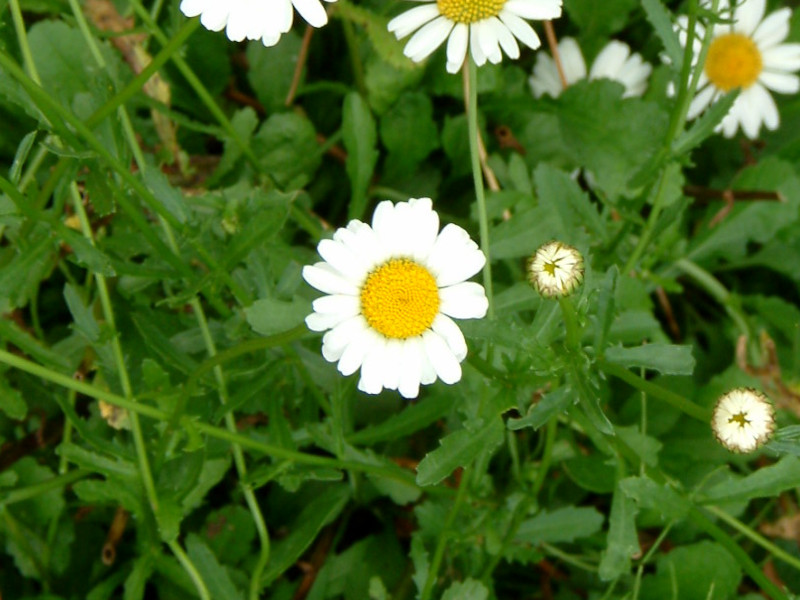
[465,57,495,320]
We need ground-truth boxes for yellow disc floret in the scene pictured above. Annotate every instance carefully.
[360,259,440,339]
[705,33,762,92]
[437,0,506,24]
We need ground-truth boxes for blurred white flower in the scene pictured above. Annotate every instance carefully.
[527,241,584,298]
[676,0,800,138]
[712,388,775,453]
[529,37,652,98]
[180,0,336,47]
[303,198,488,399]
[388,0,563,74]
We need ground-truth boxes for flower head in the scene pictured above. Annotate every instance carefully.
[388,0,563,74]
[527,241,584,298]
[530,37,652,98]
[303,198,488,399]
[712,388,775,453]
[180,0,336,47]
[676,0,800,138]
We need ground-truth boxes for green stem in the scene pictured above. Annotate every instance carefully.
[421,467,473,600]
[1,469,91,506]
[0,348,421,486]
[623,0,719,274]
[7,0,41,83]
[558,296,581,351]
[632,522,674,600]
[480,418,558,583]
[167,540,211,600]
[465,58,494,319]
[541,542,598,573]
[596,358,710,422]
[688,506,789,600]
[706,505,800,574]
[674,258,751,338]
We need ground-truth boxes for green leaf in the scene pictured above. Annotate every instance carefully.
[700,456,800,504]
[263,484,351,584]
[342,92,379,221]
[642,0,684,70]
[141,166,189,225]
[252,112,321,189]
[604,343,695,375]
[415,417,504,486]
[10,458,65,524]
[674,90,739,154]
[564,0,638,40]
[534,162,606,242]
[599,482,640,581]
[244,297,309,336]
[246,32,301,114]
[558,80,669,200]
[441,579,490,600]
[593,266,618,354]
[379,92,438,176]
[0,379,26,419]
[337,0,414,70]
[507,387,573,431]
[619,476,690,520]
[348,393,452,446]
[9,130,37,185]
[638,541,741,600]
[124,556,154,600]
[410,535,430,598]
[186,533,244,600]
[515,506,604,545]
[489,203,562,259]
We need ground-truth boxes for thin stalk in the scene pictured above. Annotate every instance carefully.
[8,0,41,83]
[480,419,558,583]
[464,58,494,319]
[0,348,425,487]
[596,358,711,422]
[688,506,789,600]
[167,540,211,600]
[558,296,581,351]
[1,469,91,506]
[674,257,751,338]
[623,0,720,273]
[540,542,598,572]
[421,468,474,600]
[632,522,674,600]
[69,183,160,517]
[706,505,800,574]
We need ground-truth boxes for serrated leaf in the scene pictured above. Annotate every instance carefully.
[416,417,504,486]
[507,387,573,431]
[441,579,489,600]
[700,456,800,504]
[619,476,690,520]
[599,482,640,581]
[515,506,604,545]
[642,0,683,70]
[674,90,739,154]
[534,162,606,242]
[604,343,695,375]
[348,393,453,445]
[342,92,378,221]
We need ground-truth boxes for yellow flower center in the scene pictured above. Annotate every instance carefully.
[729,411,750,428]
[360,259,440,339]
[543,262,558,276]
[437,0,506,24]
[705,33,762,92]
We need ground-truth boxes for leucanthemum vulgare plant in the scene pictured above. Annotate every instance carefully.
[4,0,800,599]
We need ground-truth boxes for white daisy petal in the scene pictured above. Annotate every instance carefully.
[303,198,487,398]
[758,70,800,94]
[762,44,800,73]
[423,331,462,385]
[183,0,336,43]
[439,282,489,320]
[733,0,765,37]
[390,0,559,70]
[712,388,775,453]
[559,38,588,84]
[752,8,790,49]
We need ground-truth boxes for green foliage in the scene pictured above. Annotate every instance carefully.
[1,0,799,599]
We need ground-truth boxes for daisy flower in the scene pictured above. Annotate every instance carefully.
[388,0,563,74]
[180,0,336,47]
[529,37,652,98]
[677,0,800,138]
[712,388,775,453]
[527,241,584,298]
[303,198,488,399]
